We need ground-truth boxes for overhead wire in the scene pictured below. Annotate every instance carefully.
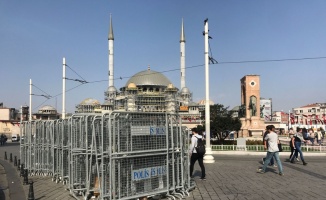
[31,55,326,110]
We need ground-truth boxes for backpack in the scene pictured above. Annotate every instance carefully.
[195,136,206,156]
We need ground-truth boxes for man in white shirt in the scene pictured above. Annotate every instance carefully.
[257,125,284,175]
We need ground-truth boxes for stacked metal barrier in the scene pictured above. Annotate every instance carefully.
[20,111,195,200]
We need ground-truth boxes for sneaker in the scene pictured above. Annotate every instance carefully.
[257,168,265,174]
[272,164,277,168]
[296,158,300,161]
[303,162,308,166]
[279,172,284,176]
[290,160,295,164]
[262,158,265,165]
[200,177,206,181]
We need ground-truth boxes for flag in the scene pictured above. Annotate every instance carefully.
[290,113,295,124]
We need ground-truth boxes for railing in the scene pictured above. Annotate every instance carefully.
[211,145,326,152]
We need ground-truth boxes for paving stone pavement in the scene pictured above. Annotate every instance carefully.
[185,155,326,200]
[1,143,326,200]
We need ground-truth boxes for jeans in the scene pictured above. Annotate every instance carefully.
[263,154,274,165]
[190,153,205,178]
[291,141,305,162]
[261,151,283,173]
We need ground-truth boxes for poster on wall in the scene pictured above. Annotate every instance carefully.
[260,99,272,121]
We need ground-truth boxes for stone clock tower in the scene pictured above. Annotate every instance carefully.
[239,75,265,137]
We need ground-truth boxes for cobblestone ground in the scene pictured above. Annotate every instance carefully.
[186,155,326,200]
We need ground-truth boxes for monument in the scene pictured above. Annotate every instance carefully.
[239,75,265,137]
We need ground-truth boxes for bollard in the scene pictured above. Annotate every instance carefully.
[4,151,7,160]
[14,156,17,166]
[9,153,12,162]
[28,181,35,200]
[17,159,20,170]
[20,164,25,177]
[23,169,29,185]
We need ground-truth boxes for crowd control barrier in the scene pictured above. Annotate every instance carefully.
[20,111,195,200]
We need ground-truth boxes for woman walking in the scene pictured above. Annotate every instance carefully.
[290,127,308,165]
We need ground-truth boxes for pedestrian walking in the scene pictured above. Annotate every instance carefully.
[257,125,283,175]
[189,128,206,180]
[320,127,325,139]
[308,128,315,145]
[316,128,322,145]
[289,133,299,161]
[290,127,308,165]
[0,134,4,146]
[262,125,276,167]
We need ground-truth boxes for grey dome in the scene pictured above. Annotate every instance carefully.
[181,87,190,94]
[125,69,171,87]
[107,86,117,92]
[39,105,56,111]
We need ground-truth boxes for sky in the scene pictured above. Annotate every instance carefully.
[1,0,326,114]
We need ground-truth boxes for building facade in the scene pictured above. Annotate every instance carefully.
[291,103,326,129]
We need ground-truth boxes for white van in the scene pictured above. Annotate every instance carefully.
[11,134,20,142]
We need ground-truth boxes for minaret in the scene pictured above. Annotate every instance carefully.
[108,14,114,88]
[180,18,186,89]
[104,14,117,110]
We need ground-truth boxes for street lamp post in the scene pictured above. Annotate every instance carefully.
[29,79,32,121]
[62,57,66,119]
[203,18,214,163]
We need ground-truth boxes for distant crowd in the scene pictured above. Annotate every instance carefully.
[288,127,325,146]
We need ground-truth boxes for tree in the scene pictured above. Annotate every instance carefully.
[198,103,241,141]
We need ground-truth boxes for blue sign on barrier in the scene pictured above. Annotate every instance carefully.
[150,126,165,135]
[132,165,167,181]
[131,126,166,136]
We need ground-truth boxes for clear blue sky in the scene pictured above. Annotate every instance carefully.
[1,1,326,113]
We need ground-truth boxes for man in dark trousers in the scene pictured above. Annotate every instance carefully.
[189,128,206,180]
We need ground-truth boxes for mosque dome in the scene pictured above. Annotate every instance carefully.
[107,86,117,92]
[79,98,101,106]
[127,82,137,89]
[181,87,190,94]
[125,69,172,87]
[167,83,175,89]
[198,99,215,105]
[39,105,56,111]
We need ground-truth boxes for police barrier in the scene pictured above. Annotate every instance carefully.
[20,112,194,200]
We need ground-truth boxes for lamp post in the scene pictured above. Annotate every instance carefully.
[203,18,214,163]
[62,57,66,119]
[29,79,32,121]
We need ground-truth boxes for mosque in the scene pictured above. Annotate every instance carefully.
[75,16,214,129]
